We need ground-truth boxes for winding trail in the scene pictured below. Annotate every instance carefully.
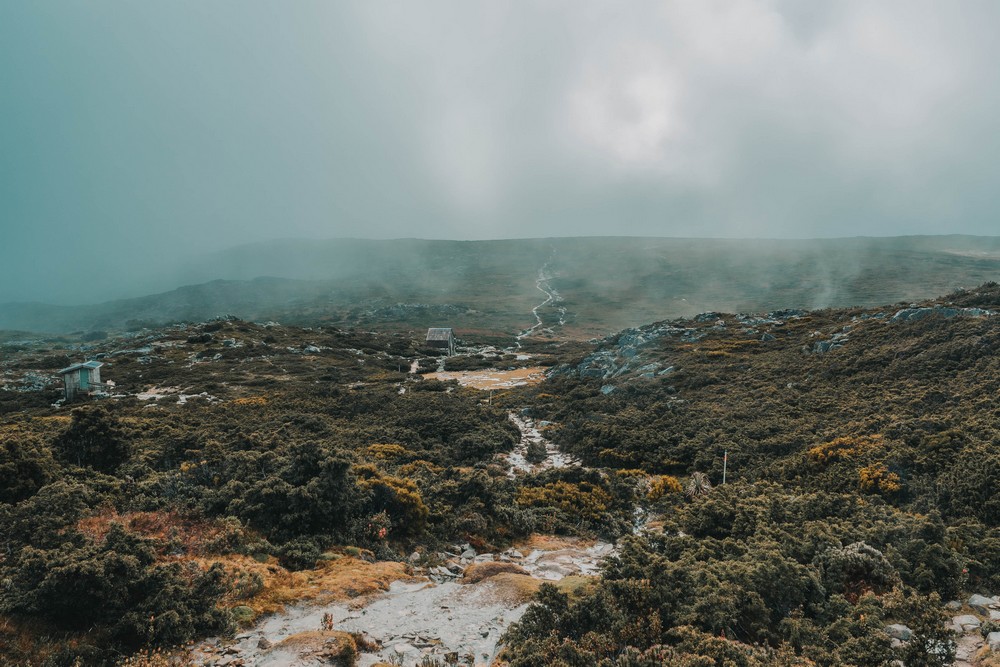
[516,251,565,342]
[185,411,641,667]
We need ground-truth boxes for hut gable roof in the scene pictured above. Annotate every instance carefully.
[58,361,104,375]
[425,328,454,341]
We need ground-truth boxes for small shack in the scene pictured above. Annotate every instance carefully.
[58,361,106,401]
[425,328,456,356]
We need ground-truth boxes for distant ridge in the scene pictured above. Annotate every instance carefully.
[2,235,999,336]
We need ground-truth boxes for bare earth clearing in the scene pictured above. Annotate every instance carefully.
[425,367,547,390]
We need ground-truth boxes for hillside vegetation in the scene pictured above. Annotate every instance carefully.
[0,284,999,665]
[503,282,1000,666]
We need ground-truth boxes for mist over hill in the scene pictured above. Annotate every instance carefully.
[3,235,999,336]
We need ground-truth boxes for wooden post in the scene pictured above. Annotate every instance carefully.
[722,450,728,485]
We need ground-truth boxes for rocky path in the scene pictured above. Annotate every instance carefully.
[948,594,1000,666]
[187,411,621,667]
[890,594,1000,666]
[503,411,580,476]
[953,631,983,666]
[188,539,615,667]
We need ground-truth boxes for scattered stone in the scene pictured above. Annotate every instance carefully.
[989,631,1000,651]
[430,566,457,578]
[946,600,962,611]
[886,624,912,641]
[257,637,272,649]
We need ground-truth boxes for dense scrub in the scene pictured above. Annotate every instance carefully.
[0,321,608,664]
[501,283,1000,666]
[2,284,1000,665]
[502,483,960,666]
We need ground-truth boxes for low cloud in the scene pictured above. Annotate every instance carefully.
[1,1,999,302]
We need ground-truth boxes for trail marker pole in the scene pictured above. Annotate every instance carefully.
[723,450,728,485]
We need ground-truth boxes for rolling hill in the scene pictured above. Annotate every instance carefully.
[2,235,999,338]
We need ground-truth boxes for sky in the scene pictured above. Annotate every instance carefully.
[2,1,1000,304]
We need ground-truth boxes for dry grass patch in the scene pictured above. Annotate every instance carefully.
[188,554,416,617]
[516,534,599,551]
[76,510,236,556]
[462,561,529,583]
[485,573,598,606]
[486,573,542,605]
[976,646,1000,666]
[427,367,547,390]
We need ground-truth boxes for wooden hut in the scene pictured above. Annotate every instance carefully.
[425,328,456,356]
[58,361,106,401]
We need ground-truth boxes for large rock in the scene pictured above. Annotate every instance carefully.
[988,631,1000,651]
[969,593,999,614]
[886,624,912,641]
[953,614,981,631]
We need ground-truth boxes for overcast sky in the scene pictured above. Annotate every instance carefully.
[2,1,1000,304]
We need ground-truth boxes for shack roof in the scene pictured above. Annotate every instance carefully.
[58,361,104,375]
[425,328,454,341]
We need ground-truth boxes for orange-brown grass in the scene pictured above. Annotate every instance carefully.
[484,573,598,606]
[267,630,358,663]
[185,555,417,617]
[807,434,885,464]
[76,510,233,556]
[231,395,268,406]
[462,561,529,583]
[515,534,599,551]
[117,647,196,666]
[0,614,62,665]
